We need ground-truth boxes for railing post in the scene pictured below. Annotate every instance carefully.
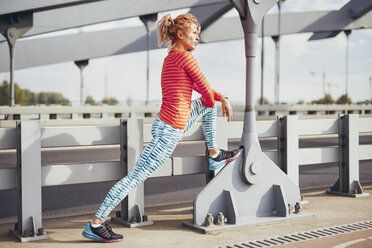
[278,115,299,186]
[328,114,369,197]
[112,118,153,227]
[10,121,48,242]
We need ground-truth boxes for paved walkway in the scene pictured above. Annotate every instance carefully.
[0,186,371,248]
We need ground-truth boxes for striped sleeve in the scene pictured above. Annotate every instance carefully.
[178,52,223,107]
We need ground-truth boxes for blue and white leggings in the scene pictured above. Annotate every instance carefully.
[95,98,217,220]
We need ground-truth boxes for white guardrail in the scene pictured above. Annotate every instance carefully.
[0,114,371,240]
[0,104,371,127]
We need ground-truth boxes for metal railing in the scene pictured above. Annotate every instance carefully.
[1,104,371,127]
[0,114,371,241]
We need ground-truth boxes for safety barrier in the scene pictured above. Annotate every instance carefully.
[0,114,371,241]
[1,104,371,127]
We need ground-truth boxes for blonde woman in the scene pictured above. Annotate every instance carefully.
[82,13,240,242]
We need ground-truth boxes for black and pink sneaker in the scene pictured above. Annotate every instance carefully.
[208,148,241,170]
[82,222,123,243]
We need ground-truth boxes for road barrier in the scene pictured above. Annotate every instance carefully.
[1,104,371,127]
[0,114,371,241]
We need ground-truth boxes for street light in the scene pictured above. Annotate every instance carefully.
[310,68,326,96]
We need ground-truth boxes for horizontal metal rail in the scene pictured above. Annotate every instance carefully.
[1,105,371,127]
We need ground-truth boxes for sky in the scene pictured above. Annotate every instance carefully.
[1,0,372,106]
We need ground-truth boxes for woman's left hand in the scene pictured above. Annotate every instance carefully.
[222,97,233,122]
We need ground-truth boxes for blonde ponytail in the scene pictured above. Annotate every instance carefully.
[157,14,173,48]
[157,13,200,50]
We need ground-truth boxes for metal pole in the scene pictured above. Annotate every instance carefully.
[344,30,351,97]
[273,36,279,104]
[80,69,84,105]
[370,76,372,102]
[8,39,15,106]
[260,17,264,105]
[277,1,281,105]
[323,68,326,96]
[140,13,157,106]
[146,28,150,105]
[74,60,89,106]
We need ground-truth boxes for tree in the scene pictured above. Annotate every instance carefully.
[23,89,38,105]
[85,96,96,105]
[0,80,9,105]
[311,94,335,104]
[0,80,70,106]
[102,97,119,105]
[256,97,270,105]
[0,80,24,105]
[336,94,352,104]
[37,92,70,105]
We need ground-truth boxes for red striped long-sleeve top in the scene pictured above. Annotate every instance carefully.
[159,49,223,129]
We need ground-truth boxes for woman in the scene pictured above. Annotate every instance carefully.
[82,13,240,242]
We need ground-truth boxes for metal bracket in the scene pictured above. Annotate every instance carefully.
[10,215,49,242]
[0,12,33,107]
[112,204,153,228]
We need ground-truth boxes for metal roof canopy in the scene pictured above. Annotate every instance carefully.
[1,0,371,72]
[201,10,372,42]
[1,9,371,73]
[309,0,372,40]
[0,0,103,15]
[0,0,228,43]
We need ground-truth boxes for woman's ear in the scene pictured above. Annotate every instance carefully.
[177,30,183,40]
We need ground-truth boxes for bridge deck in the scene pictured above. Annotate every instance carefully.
[0,186,371,248]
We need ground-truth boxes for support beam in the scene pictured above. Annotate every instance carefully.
[200,10,372,42]
[0,0,227,43]
[0,0,103,16]
[10,121,48,242]
[309,0,372,41]
[1,10,372,72]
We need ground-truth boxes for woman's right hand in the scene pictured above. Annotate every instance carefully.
[222,97,233,122]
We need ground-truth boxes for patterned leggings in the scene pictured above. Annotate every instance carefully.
[95,98,217,220]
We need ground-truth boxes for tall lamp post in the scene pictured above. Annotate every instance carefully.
[310,68,326,96]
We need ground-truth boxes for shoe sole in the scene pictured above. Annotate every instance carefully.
[82,230,123,243]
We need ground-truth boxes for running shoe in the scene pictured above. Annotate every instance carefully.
[208,148,241,170]
[82,221,123,243]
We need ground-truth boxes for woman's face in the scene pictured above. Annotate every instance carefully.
[178,23,200,51]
